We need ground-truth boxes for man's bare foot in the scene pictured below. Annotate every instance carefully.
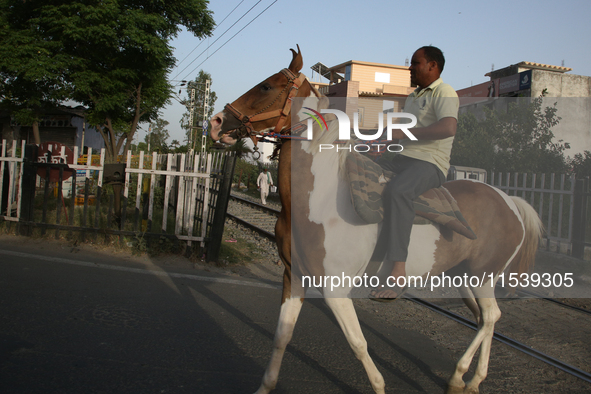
[369,261,407,302]
[369,283,407,302]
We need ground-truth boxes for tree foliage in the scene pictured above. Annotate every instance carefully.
[0,0,214,160]
[570,150,591,179]
[0,0,76,142]
[145,118,171,153]
[233,156,276,189]
[451,96,569,174]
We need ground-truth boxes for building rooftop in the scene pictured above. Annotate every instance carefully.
[486,61,572,77]
[327,59,409,73]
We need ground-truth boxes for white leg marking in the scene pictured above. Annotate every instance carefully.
[325,298,386,394]
[255,297,303,394]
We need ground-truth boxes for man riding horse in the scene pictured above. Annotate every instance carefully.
[372,45,459,301]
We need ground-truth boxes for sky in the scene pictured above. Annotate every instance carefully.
[149,0,591,145]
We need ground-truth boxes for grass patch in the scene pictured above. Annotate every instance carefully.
[217,225,265,265]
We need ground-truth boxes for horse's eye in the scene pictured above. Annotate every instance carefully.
[260,83,272,92]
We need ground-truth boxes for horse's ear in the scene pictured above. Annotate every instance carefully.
[288,44,303,74]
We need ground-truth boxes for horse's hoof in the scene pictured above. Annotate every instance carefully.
[445,385,465,394]
[463,387,479,394]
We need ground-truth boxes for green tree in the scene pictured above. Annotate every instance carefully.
[0,0,214,161]
[451,96,569,174]
[224,139,253,158]
[570,150,591,179]
[0,0,75,143]
[180,70,217,152]
[170,139,181,150]
[145,119,170,153]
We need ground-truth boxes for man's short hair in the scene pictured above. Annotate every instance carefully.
[419,46,445,73]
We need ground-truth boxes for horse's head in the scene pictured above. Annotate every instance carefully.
[210,45,312,145]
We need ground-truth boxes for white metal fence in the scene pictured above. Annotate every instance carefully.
[1,140,235,259]
[489,171,581,255]
[0,140,25,221]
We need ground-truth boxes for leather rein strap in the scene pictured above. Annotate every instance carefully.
[223,68,307,142]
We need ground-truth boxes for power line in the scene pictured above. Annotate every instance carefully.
[172,0,246,74]
[181,0,279,81]
[171,0,265,82]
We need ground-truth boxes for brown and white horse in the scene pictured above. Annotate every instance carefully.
[210,46,543,394]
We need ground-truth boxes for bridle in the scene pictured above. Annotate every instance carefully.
[222,68,307,143]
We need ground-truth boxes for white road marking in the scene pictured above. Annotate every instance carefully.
[0,249,281,290]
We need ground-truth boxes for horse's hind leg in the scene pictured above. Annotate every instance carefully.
[255,296,303,394]
[325,297,386,394]
[447,285,501,394]
[459,285,480,324]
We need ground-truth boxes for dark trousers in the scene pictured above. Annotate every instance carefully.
[376,155,446,262]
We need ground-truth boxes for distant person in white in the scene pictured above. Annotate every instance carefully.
[257,168,273,205]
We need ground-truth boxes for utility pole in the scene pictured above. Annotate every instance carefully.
[182,77,211,154]
[188,88,196,151]
[147,123,152,152]
[200,79,211,155]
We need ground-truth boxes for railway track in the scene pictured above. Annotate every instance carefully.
[226,193,591,384]
[227,194,279,240]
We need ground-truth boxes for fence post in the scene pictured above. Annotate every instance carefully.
[19,144,38,236]
[207,154,237,263]
[571,178,588,259]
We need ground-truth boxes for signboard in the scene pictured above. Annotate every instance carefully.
[457,79,499,106]
[36,141,74,182]
[499,74,520,95]
[499,70,532,95]
[519,70,532,91]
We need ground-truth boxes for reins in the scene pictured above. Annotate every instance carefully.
[223,68,306,142]
[221,68,326,160]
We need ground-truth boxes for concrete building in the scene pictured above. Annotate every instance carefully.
[318,59,415,131]
[457,62,591,156]
[0,106,105,152]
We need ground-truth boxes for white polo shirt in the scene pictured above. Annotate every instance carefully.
[400,78,459,175]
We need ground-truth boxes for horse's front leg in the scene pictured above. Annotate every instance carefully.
[325,297,386,394]
[255,292,303,394]
[256,213,301,393]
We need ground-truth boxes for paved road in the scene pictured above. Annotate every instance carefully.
[0,239,456,394]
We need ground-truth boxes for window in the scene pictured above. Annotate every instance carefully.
[375,72,390,83]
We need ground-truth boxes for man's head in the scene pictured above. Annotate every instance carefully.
[263,168,267,172]
[409,46,445,89]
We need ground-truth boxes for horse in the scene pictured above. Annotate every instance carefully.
[209,46,543,394]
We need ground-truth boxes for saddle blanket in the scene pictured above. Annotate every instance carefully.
[345,152,477,240]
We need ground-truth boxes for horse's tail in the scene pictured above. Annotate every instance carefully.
[505,196,544,276]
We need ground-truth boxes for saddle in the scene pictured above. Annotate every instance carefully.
[345,152,477,240]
